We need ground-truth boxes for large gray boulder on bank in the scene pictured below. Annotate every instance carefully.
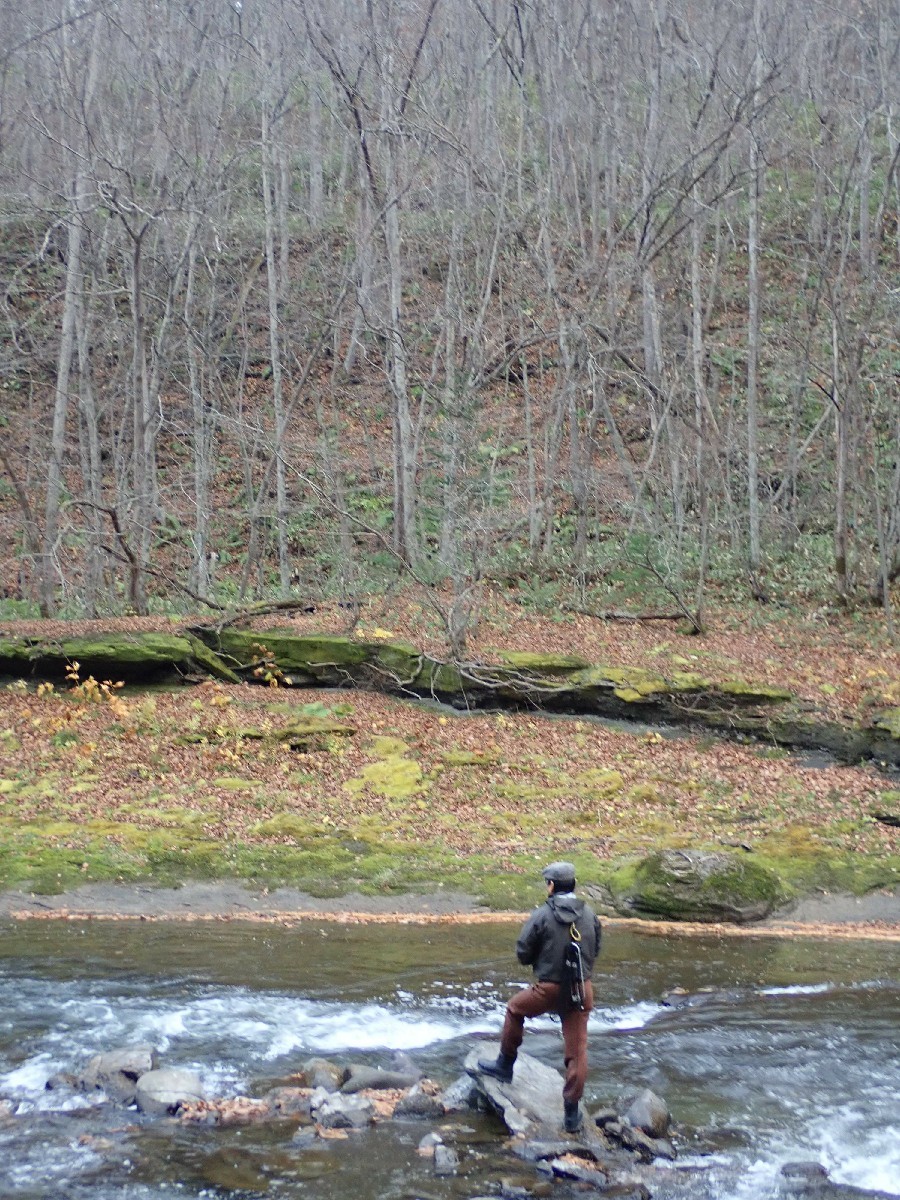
[611,848,784,923]
[135,1068,205,1116]
[465,1043,564,1135]
[78,1045,158,1103]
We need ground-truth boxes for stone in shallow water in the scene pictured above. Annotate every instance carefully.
[78,1044,158,1103]
[465,1043,564,1135]
[135,1067,205,1116]
[433,1144,459,1176]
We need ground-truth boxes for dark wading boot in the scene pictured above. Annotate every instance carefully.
[477,1051,515,1084]
[564,1100,584,1134]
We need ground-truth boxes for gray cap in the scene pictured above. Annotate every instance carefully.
[542,861,576,885]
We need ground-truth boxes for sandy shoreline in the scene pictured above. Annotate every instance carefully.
[2,881,900,941]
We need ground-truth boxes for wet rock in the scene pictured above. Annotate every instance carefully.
[514,1139,583,1163]
[45,1071,79,1091]
[441,1072,479,1112]
[291,1127,318,1150]
[301,1057,345,1092]
[393,1081,445,1119]
[341,1064,420,1093]
[78,1045,158,1103]
[311,1091,374,1129]
[545,1156,608,1187]
[135,1067,205,1116]
[465,1044,564,1135]
[616,1087,670,1137]
[262,1086,313,1116]
[0,1099,14,1121]
[433,1144,459,1176]
[418,1131,443,1155]
[779,1160,900,1199]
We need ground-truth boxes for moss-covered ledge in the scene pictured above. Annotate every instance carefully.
[1,627,897,768]
[0,632,239,684]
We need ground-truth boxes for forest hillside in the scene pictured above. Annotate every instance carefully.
[0,0,898,639]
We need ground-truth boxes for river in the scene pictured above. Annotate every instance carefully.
[0,919,898,1199]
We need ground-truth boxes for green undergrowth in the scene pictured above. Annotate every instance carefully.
[0,814,548,906]
[4,803,896,907]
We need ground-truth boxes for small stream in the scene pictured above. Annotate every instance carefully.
[1,920,898,1199]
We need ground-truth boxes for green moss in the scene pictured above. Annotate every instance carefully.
[872,707,900,738]
[578,768,624,797]
[420,661,465,693]
[441,748,499,767]
[718,680,792,702]
[497,651,590,675]
[368,735,409,757]
[184,635,241,684]
[609,848,785,923]
[372,641,423,681]
[0,632,203,680]
[345,754,428,800]
[250,814,325,841]
[197,630,371,673]
[627,782,662,804]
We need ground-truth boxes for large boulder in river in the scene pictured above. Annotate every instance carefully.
[135,1068,205,1116]
[610,849,784,923]
[465,1043,564,1135]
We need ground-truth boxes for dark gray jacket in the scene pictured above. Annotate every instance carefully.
[515,893,602,984]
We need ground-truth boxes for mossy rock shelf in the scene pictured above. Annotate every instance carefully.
[1,628,897,768]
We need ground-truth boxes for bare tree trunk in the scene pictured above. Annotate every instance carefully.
[746,0,764,580]
[40,176,85,615]
[261,100,291,594]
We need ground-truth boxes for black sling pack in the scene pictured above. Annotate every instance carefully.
[564,923,586,1010]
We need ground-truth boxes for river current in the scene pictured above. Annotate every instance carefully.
[0,919,898,1199]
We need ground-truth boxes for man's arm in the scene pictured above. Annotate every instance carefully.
[515,910,543,965]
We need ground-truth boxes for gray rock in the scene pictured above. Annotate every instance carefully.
[340,1064,420,1093]
[513,1139,583,1162]
[433,1144,459,1176]
[779,1161,900,1199]
[393,1082,445,1119]
[612,848,783,923]
[301,1057,345,1092]
[311,1092,374,1129]
[548,1156,608,1187]
[135,1067,205,1116]
[465,1043,564,1135]
[418,1131,443,1153]
[78,1045,158,1103]
[45,1071,79,1091]
[263,1086,312,1116]
[617,1086,670,1137]
[291,1127,318,1149]
[441,1073,479,1112]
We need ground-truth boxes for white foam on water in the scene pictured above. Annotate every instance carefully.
[592,1000,662,1030]
[811,1111,900,1192]
[759,982,832,996]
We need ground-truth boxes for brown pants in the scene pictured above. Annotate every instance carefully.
[499,980,594,1103]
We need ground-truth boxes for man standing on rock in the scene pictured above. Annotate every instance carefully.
[478,861,601,1133]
